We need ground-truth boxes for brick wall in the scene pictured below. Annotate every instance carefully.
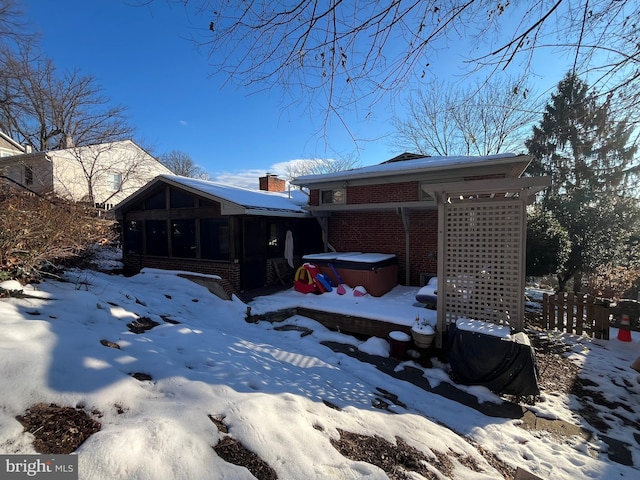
[327,209,438,286]
[122,254,242,292]
[309,189,320,206]
[259,174,286,192]
[346,181,419,204]
[308,181,419,206]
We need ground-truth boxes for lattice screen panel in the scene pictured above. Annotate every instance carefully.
[443,199,524,329]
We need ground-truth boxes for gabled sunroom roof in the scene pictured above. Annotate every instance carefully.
[292,152,532,186]
[114,174,309,218]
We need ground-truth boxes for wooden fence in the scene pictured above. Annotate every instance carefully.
[542,293,610,339]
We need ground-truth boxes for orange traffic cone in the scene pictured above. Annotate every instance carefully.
[617,314,633,342]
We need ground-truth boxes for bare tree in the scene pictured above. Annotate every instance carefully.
[393,77,537,156]
[160,149,210,179]
[52,140,169,207]
[283,156,361,184]
[148,1,640,132]
[0,47,133,151]
[0,0,32,49]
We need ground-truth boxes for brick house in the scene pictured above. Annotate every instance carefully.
[113,174,323,293]
[292,152,550,341]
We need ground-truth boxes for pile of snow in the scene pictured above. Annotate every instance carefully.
[1,265,639,479]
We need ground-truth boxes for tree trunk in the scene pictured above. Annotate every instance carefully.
[573,271,583,293]
[557,274,568,292]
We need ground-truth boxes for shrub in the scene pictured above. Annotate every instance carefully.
[0,187,117,281]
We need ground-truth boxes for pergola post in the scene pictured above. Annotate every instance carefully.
[427,177,550,348]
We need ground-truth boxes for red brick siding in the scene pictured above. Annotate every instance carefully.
[259,175,286,192]
[328,209,438,286]
[309,181,419,206]
[408,210,438,284]
[122,254,242,293]
[346,181,419,204]
[309,189,320,206]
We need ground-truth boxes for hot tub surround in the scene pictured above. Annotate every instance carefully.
[302,252,398,297]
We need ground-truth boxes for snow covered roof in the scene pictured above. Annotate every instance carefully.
[292,153,532,186]
[0,130,26,153]
[115,174,309,217]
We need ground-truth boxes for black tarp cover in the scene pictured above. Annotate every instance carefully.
[447,324,540,396]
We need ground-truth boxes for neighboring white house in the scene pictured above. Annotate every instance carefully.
[0,139,172,209]
[0,131,26,158]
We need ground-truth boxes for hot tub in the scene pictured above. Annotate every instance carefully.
[302,252,398,297]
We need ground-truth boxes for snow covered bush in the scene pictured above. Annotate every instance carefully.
[0,187,117,281]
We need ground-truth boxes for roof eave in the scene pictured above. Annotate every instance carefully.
[292,155,533,187]
[244,208,309,218]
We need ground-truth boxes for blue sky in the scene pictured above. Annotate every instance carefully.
[21,1,568,188]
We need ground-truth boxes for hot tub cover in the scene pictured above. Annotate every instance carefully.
[447,322,539,396]
[302,252,396,266]
[416,276,438,305]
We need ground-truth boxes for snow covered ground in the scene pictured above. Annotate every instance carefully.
[1,249,639,479]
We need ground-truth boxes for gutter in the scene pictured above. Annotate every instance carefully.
[292,155,533,187]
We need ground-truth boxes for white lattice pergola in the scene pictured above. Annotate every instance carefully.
[424,176,550,348]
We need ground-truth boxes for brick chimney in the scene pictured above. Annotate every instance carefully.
[259,173,286,192]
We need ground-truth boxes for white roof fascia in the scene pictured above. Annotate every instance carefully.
[0,131,26,152]
[292,154,533,187]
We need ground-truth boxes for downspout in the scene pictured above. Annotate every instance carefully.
[400,207,410,285]
[315,216,330,252]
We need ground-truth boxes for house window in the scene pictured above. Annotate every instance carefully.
[145,220,168,256]
[24,165,33,186]
[200,218,230,261]
[108,173,122,190]
[170,188,195,208]
[124,220,142,254]
[171,220,196,258]
[320,188,345,204]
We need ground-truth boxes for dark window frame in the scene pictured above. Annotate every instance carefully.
[24,165,33,186]
[145,220,169,256]
[170,188,195,208]
[320,188,345,204]
[171,219,197,258]
[200,218,230,261]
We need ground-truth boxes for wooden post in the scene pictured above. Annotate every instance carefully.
[576,295,586,335]
[593,300,610,340]
[546,293,551,330]
[549,293,557,330]
[566,293,575,334]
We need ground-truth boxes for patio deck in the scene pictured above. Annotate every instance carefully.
[246,285,436,340]
[249,305,416,340]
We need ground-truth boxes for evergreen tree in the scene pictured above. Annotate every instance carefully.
[526,72,639,292]
[526,207,571,278]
